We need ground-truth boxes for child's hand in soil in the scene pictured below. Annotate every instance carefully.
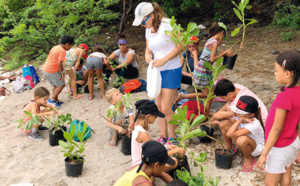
[176,147,186,157]
[166,144,178,150]
[117,126,127,134]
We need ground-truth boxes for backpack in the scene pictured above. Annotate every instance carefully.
[182,101,208,122]
[120,79,147,94]
[22,66,39,84]
[69,119,92,142]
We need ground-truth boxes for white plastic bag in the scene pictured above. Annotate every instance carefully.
[147,61,161,99]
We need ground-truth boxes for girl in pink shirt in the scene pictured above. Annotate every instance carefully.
[257,50,300,185]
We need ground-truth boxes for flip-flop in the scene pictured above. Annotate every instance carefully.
[242,158,256,172]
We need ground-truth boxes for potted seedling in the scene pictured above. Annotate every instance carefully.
[59,122,90,177]
[45,113,72,146]
[176,168,219,186]
[224,0,258,69]
[16,111,41,132]
[168,106,208,178]
[100,93,138,155]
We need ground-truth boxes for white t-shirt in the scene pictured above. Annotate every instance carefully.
[109,105,133,124]
[232,116,265,144]
[145,18,181,71]
[88,52,107,59]
[131,126,149,166]
[113,49,139,69]
[229,84,268,125]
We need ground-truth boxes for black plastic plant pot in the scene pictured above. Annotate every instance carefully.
[223,54,238,70]
[215,149,234,169]
[121,134,131,155]
[65,157,84,177]
[198,125,215,143]
[49,126,67,146]
[167,155,190,179]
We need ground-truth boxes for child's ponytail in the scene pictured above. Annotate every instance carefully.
[255,107,265,132]
[276,50,300,91]
[208,22,226,38]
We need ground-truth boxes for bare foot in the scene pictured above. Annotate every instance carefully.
[173,92,183,104]
[101,95,106,100]
[242,157,255,172]
[73,94,83,100]
[89,95,94,100]
[109,136,117,146]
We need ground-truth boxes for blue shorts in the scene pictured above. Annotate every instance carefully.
[160,67,182,89]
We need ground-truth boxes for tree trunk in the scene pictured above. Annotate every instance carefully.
[118,0,141,35]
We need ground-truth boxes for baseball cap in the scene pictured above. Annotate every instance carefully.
[79,44,89,59]
[231,95,258,115]
[132,2,154,26]
[134,99,165,122]
[118,39,127,45]
[218,22,227,40]
[137,140,175,173]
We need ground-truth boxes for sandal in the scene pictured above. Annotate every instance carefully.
[242,158,256,172]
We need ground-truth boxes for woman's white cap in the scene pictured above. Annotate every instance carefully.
[132,2,154,26]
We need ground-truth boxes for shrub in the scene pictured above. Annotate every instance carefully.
[280,32,294,41]
[273,3,300,30]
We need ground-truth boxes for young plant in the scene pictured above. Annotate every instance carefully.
[113,76,124,88]
[231,0,258,48]
[59,122,90,163]
[45,113,72,135]
[170,106,208,167]
[16,111,41,131]
[176,168,219,186]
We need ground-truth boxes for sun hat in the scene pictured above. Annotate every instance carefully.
[134,99,165,122]
[79,44,89,59]
[231,95,259,115]
[118,39,127,45]
[136,140,175,173]
[132,2,154,26]
[218,22,227,40]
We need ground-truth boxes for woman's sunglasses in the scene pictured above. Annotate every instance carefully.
[141,15,150,26]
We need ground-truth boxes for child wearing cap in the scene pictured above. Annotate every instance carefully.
[42,35,74,107]
[192,22,234,115]
[105,34,139,84]
[132,100,185,175]
[106,88,134,146]
[63,43,89,100]
[114,140,175,186]
[226,95,265,172]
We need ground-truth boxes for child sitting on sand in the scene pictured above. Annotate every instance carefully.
[114,140,176,185]
[20,87,60,140]
[131,99,185,183]
[226,96,265,172]
[106,88,134,146]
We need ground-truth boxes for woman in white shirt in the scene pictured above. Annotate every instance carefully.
[133,2,183,145]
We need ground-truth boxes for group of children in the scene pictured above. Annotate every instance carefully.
[17,12,300,185]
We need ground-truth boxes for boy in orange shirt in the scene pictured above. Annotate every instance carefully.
[42,35,74,107]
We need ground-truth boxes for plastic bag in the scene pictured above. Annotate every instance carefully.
[147,61,161,99]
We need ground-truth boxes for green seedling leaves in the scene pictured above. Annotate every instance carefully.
[233,8,242,21]
[245,18,258,27]
[191,115,206,127]
[231,25,242,37]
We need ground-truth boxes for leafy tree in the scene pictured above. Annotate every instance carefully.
[0,0,120,70]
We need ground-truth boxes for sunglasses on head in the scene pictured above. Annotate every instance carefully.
[141,15,150,26]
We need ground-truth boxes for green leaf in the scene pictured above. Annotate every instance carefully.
[231,1,239,9]
[245,18,258,27]
[63,131,73,142]
[203,61,214,72]
[59,140,69,149]
[231,25,242,37]
[191,115,206,127]
[233,8,242,21]
[246,5,252,9]
[169,120,182,125]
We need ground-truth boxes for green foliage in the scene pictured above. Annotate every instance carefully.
[231,0,258,43]
[170,106,207,166]
[152,0,199,17]
[113,76,124,88]
[280,32,294,41]
[45,113,72,135]
[0,0,120,70]
[176,168,219,186]
[16,111,41,131]
[213,11,229,22]
[59,122,90,162]
[214,2,225,9]
[273,3,300,30]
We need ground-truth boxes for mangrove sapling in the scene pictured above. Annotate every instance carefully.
[59,122,90,164]
[231,0,258,48]
[170,106,208,168]
[16,111,41,131]
[176,168,219,186]
[45,113,72,135]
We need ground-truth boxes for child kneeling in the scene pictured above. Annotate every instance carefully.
[106,88,134,146]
